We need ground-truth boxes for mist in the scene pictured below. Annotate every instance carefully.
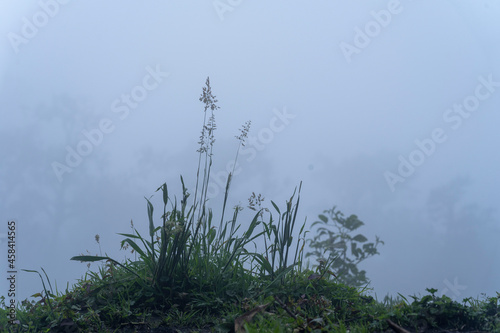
[1,1,499,303]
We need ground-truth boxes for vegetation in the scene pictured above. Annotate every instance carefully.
[305,206,384,288]
[1,78,499,332]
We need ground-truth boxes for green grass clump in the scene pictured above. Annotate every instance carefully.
[1,78,499,332]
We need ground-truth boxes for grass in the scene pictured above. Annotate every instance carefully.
[1,77,499,332]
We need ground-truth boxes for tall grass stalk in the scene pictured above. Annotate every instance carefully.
[71,77,306,308]
[250,183,307,289]
[21,268,55,313]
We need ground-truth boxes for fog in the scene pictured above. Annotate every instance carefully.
[1,1,499,303]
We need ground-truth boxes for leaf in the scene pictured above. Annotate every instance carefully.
[70,255,109,262]
[345,215,363,230]
[244,213,260,239]
[121,239,148,259]
[117,232,141,239]
[72,256,144,282]
[330,240,346,249]
[351,242,358,257]
[353,234,367,242]
[318,214,328,223]
[207,227,216,246]
[420,295,433,305]
[253,254,273,275]
[327,270,337,279]
[351,220,364,230]
[145,197,155,238]
[234,303,270,333]
[299,221,306,235]
[271,200,280,215]
[426,287,438,295]
[310,221,323,228]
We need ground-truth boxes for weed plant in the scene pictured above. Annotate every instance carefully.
[306,207,384,287]
[0,78,498,332]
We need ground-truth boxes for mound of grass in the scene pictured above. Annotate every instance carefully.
[1,78,499,332]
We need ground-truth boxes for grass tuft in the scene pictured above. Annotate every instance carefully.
[1,78,498,332]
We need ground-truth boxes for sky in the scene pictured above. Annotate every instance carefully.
[1,1,499,303]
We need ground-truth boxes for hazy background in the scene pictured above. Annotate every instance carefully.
[1,1,499,303]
